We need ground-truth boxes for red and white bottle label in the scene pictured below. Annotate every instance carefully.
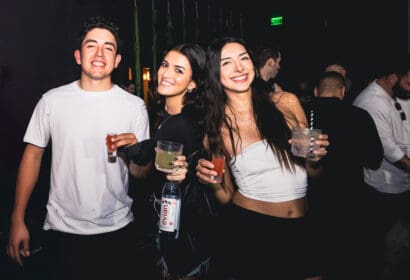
[159,197,181,232]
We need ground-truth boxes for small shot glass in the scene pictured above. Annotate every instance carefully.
[106,132,117,163]
[209,154,225,183]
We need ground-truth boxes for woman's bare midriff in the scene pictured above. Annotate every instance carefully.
[232,191,307,218]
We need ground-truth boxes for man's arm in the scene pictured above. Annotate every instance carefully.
[392,155,410,173]
[272,91,308,128]
[129,160,153,178]
[7,143,44,266]
[359,109,384,170]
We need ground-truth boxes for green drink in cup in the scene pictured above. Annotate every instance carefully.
[155,140,184,173]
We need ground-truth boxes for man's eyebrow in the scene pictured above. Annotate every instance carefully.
[82,39,117,49]
[83,39,97,45]
[104,42,117,49]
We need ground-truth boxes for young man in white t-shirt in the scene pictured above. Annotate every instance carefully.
[7,16,152,279]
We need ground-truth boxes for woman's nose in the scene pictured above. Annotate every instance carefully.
[235,61,244,72]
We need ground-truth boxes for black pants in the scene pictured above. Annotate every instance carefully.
[41,222,159,280]
[365,185,410,279]
[211,203,320,280]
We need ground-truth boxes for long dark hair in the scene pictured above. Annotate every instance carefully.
[204,37,296,171]
[148,43,207,135]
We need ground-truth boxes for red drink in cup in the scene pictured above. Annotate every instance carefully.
[210,154,225,183]
[106,133,117,163]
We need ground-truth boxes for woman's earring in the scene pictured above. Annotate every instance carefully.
[187,88,193,93]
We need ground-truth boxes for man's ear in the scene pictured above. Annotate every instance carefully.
[114,54,122,69]
[313,87,318,97]
[74,50,81,65]
[340,86,346,99]
[387,73,399,87]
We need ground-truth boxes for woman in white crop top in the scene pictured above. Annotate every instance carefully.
[196,37,329,280]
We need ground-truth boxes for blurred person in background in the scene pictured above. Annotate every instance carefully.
[353,58,410,278]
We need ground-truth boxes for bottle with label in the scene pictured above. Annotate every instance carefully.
[159,181,181,239]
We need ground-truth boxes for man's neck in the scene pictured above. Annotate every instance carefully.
[259,68,270,82]
[78,77,113,92]
[375,78,394,98]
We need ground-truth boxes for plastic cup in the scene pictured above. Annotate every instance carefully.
[291,128,322,159]
[155,140,184,173]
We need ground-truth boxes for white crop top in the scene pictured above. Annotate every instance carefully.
[229,140,307,203]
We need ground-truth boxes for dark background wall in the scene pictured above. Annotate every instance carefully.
[0,0,408,232]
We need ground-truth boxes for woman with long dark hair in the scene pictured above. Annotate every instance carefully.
[196,37,328,279]
[123,43,218,279]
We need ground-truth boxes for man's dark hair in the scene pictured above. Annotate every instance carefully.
[254,43,281,70]
[316,71,346,95]
[374,56,408,78]
[76,16,122,54]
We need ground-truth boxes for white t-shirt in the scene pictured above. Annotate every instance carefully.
[353,80,410,194]
[23,81,150,234]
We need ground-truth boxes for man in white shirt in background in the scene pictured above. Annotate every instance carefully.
[353,59,410,279]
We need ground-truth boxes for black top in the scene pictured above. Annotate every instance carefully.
[304,97,383,212]
[149,112,203,194]
[144,111,218,276]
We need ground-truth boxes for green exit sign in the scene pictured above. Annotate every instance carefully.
[270,16,283,26]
